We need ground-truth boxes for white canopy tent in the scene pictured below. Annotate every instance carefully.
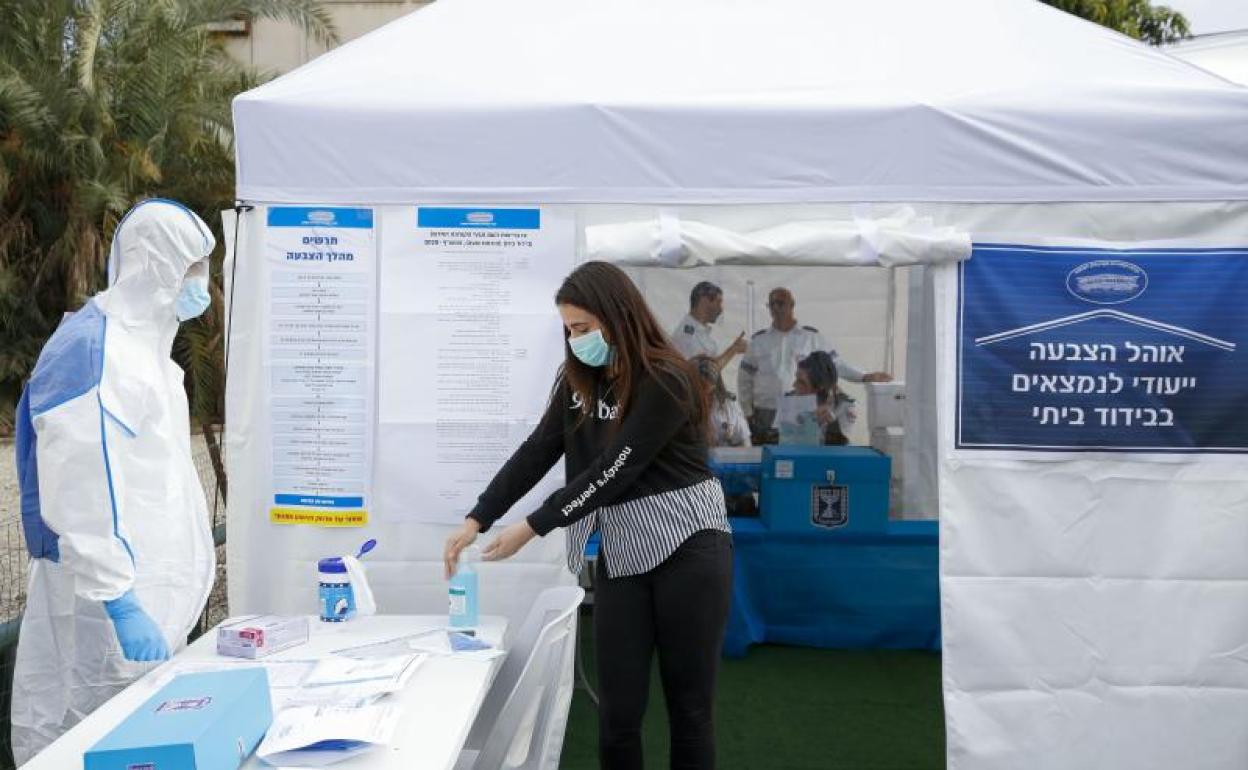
[228,1,1248,768]
[233,0,1248,204]
[1169,29,1248,86]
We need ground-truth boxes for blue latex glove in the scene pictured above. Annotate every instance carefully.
[103,590,170,662]
[449,631,492,652]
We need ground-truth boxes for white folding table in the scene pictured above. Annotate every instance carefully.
[20,614,508,770]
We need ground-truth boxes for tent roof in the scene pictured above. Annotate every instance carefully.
[233,0,1248,204]
[1169,30,1248,86]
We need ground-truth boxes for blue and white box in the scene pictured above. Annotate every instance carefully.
[759,445,891,534]
[85,668,273,770]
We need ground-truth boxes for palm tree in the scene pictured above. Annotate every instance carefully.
[1041,0,1189,45]
[0,0,339,432]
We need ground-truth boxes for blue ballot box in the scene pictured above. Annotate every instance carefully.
[85,668,273,770]
[759,445,891,534]
[720,445,939,657]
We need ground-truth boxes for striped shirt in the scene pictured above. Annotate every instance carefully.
[468,367,730,576]
[566,477,730,577]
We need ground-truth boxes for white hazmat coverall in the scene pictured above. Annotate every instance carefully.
[11,200,217,763]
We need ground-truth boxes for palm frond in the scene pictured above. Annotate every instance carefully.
[0,0,340,429]
[186,0,340,47]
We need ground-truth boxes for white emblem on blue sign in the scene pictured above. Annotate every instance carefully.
[1066,260,1148,305]
[466,211,494,224]
[307,210,337,225]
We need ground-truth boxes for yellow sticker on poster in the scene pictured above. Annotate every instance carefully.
[269,507,368,527]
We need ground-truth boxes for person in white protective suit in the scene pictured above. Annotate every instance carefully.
[10,199,217,763]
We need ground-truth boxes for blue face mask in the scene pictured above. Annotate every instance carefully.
[175,276,211,321]
[569,329,613,367]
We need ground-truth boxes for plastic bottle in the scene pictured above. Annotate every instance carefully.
[449,545,479,629]
[318,557,356,622]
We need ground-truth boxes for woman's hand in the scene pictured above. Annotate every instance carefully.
[482,520,537,563]
[444,518,481,579]
[815,404,834,427]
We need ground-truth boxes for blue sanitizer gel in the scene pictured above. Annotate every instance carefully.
[449,546,479,629]
[319,557,356,622]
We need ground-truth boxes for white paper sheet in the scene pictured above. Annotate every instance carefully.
[776,393,821,445]
[375,206,576,524]
[302,654,424,688]
[257,702,402,767]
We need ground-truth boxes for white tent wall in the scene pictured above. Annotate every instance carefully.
[222,205,575,638]
[905,265,939,519]
[920,200,1248,770]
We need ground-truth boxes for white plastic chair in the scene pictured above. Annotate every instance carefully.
[456,586,585,770]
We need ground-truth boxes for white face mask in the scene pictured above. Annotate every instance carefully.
[175,262,211,321]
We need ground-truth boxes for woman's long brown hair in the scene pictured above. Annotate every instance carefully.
[555,261,708,432]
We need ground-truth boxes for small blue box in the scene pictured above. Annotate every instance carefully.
[708,447,763,496]
[85,668,273,770]
[759,445,891,534]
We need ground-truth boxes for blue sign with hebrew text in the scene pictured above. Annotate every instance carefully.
[956,244,1248,453]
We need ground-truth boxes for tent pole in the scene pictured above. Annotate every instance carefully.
[884,267,898,375]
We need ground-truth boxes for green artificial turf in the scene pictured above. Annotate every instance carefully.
[560,612,945,769]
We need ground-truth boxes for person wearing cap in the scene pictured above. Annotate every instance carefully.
[738,287,891,441]
[670,280,747,368]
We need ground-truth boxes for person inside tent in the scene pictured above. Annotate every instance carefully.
[11,200,218,763]
[692,355,759,517]
[785,350,856,446]
[739,287,889,442]
[692,355,750,448]
[670,280,747,368]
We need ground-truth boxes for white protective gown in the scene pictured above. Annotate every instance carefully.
[11,200,217,763]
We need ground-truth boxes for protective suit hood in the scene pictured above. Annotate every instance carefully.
[96,199,215,331]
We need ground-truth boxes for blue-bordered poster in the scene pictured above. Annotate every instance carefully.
[264,206,376,526]
[956,244,1248,453]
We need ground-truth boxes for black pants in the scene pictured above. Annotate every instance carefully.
[594,529,734,770]
[748,408,778,446]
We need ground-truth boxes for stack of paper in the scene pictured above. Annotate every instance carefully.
[275,654,425,709]
[256,702,402,767]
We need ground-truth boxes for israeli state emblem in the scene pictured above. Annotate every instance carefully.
[810,484,849,529]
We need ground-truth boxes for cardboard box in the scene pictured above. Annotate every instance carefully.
[216,615,309,659]
[85,668,273,770]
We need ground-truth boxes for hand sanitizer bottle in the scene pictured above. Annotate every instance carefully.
[318,557,355,622]
[449,545,479,629]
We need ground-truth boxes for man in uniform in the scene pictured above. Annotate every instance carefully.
[738,287,891,441]
[670,280,747,368]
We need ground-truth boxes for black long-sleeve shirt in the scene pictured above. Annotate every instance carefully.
[468,368,714,537]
